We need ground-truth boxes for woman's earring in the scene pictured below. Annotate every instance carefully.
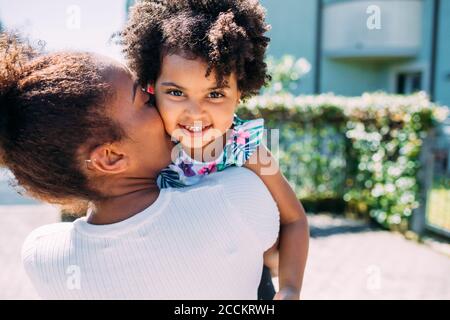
[85,159,96,170]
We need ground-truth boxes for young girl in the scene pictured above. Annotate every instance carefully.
[122,0,309,299]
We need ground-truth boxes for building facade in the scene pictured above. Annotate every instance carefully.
[262,0,449,108]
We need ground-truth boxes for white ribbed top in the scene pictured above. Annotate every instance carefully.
[22,167,280,300]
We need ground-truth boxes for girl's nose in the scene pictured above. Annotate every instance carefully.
[187,100,203,115]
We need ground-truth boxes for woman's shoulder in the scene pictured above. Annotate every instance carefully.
[23,222,73,243]
[206,167,276,206]
[22,222,74,260]
[204,166,259,186]
[206,167,280,251]
[173,167,269,201]
[21,222,74,298]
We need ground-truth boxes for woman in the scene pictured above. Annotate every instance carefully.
[0,34,279,299]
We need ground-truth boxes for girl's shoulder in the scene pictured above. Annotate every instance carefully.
[220,115,265,168]
[232,114,264,133]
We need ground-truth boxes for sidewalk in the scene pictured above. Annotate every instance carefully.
[301,214,450,299]
[1,205,449,299]
[0,205,60,299]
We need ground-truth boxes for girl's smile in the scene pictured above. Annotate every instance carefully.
[178,122,213,134]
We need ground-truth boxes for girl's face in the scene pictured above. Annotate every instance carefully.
[154,54,241,150]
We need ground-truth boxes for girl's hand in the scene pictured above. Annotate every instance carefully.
[273,286,300,300]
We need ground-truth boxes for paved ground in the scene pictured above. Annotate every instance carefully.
[0,205,60,299]
[1,204,449,300]
[300,215,450,300]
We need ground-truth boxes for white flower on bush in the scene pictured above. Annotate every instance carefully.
[372,151,384,162]
[294,58,311,77]
[371,183,385,197]
[398,156,408,165]
[395,177,415,189]
[388,214,402,225]
[385,183,396,193]
[273,82,283,92]
[399,142,416,155]
[400,191,415,204]
[388,166,402,177]
[373,162,383,173]
[370,209,387,223]
[403,208,412,216]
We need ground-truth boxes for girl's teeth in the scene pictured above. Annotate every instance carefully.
[184,125,209,132]
[189,126,201,132]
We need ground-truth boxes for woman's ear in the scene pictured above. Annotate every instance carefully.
[87,143,129,174]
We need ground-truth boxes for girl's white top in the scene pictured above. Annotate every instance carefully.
[22,167,280,299]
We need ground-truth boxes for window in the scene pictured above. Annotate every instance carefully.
[396,72,422,94]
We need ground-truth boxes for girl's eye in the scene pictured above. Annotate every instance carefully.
[208,91,224,99]
[167,89,184,97]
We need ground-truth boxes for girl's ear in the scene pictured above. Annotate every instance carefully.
[87,143,129,174]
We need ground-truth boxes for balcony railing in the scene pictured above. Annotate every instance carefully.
[323,0,423,59]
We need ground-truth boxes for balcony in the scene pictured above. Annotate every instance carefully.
[322,0,422,60]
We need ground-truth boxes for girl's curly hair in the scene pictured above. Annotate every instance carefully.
[0,32,125,206]
[121,0,271,99]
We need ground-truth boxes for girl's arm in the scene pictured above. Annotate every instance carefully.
[244,145,309,300]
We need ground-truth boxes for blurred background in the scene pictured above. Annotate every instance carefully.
[0,0,449,299]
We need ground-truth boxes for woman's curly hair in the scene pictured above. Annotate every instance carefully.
[121,0,271,99]
[0,32,125,206]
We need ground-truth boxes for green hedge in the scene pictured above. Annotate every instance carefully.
[238,92,448,231]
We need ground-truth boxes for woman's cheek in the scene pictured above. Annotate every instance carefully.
[157,106,177,136]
